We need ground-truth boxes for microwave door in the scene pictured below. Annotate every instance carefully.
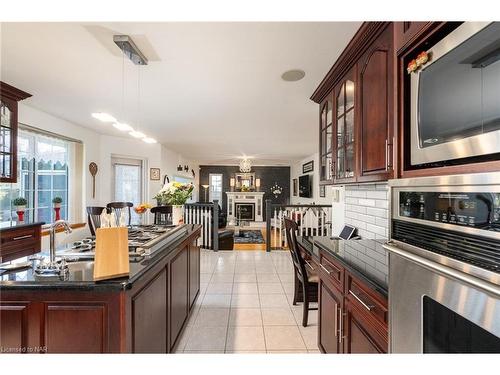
[410,22,500,166]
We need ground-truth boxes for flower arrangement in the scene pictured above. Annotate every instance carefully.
[134,203,152,214]
[154,182,194,206]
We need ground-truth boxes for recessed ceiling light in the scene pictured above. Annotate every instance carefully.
[142,137,157,144]
[281,69,305,82]
[113,122,133,132]
[91,112,116,122]
[129,130,146,138]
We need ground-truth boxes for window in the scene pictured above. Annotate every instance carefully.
[209,173,223,203]
[112,157,143,225]
[0,129,71,225]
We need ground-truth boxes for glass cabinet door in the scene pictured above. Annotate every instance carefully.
[0,99,14,181]
[319,93,334,183]
[335,76,356,181]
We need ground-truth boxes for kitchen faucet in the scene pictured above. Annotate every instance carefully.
[34,220,72,277]
[49,220,73,263]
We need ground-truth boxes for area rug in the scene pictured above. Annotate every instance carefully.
[234,229,265,244]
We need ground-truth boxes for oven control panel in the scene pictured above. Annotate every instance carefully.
[399,191,500,232]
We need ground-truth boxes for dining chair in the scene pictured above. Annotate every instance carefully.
[150,205,172,225]
[284,217,319,327]
[86,206,109,236]
[106,202,133,226]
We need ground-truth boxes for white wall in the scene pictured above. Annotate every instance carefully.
[18,103,196,226]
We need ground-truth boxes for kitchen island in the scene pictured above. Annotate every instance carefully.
[296,236,389,353]
[0,224,202,353]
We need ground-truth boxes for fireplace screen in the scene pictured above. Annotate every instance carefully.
[423,296,500,353]
[235,203,255,221]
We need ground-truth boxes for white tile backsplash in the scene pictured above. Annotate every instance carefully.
[345,183,389,240]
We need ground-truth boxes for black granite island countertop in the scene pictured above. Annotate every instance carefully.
[0,224,202,292]
[296,236,389,297]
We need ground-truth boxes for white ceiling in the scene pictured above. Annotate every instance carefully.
[0,22,360,165]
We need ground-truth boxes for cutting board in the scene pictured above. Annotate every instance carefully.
[93,227,130,281]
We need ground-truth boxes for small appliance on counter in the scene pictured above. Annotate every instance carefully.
[385,172,500,353]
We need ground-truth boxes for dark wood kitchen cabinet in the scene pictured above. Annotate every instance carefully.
[357,24,395,182]
[169,245,189,351]
[311,23,396,185]
[319,94,334,184]
[315,249,388,354]
[394,22,433,53]
[318,278,343,353]
[132,268,168,353]
[0,81,31,183]
[332,66,357,184]
[0,223,43,263]
[189,242,200,307]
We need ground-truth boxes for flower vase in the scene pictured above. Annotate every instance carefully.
[54,204,61,221]
[171,205,185,226]
[15,206,26,222]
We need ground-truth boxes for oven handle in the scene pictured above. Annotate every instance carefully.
[383,243,500,298]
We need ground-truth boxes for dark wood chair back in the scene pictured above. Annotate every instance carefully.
[284,217,308,284]
[151,206,173,225]
[86,206,109,236]
[106,202,133,226]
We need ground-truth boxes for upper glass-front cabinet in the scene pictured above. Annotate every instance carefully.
[319,94,334,183]
[334,70,356,182]
[0,82,32,183]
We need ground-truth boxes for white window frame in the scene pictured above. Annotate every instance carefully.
[209,173,223,203]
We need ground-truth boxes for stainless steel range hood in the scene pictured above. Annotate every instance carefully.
[113,35,148,65]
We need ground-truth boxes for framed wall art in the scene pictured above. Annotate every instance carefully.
[150,168,161,181]
[302,160,314,174]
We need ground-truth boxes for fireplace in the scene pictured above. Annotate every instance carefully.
[235,203,255,221]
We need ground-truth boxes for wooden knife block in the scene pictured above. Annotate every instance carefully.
[93,227,130,281]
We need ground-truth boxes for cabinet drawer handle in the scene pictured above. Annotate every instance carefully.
[320,263,331,275]
[338,306,343,344]
[13,234,33,241]
[334,303,338,338]
[349,289,375,311]
[304,260,315,271]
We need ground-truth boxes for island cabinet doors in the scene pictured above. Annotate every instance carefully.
[0,293,123,353]
[131,268,168,353]
[169,244,190,352]
[189,241,200,308]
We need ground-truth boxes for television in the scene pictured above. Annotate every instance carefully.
[299,174,312,198]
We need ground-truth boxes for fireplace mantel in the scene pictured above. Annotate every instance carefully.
[226,191,265,222]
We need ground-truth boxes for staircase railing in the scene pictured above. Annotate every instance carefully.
[265,199,332,251]
[184,200,219,251]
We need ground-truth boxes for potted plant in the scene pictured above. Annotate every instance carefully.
[154,182,194,225]
[52,196,63,221]
[12,197,28,222]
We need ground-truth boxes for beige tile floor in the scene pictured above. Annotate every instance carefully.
[175,250,320,354]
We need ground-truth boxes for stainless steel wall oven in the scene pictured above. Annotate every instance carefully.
[385,172,500,353]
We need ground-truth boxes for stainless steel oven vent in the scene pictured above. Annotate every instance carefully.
[113,35,148,65]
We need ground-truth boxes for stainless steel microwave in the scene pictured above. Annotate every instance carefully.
[410,22,500,166]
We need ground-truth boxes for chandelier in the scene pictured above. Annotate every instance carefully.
[239,158,252,173]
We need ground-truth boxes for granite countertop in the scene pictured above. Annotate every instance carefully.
[0,221,45,231]
[296,236,389,297]
[0,224,201,291]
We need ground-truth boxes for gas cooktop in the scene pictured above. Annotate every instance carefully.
[61,224,187,258]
